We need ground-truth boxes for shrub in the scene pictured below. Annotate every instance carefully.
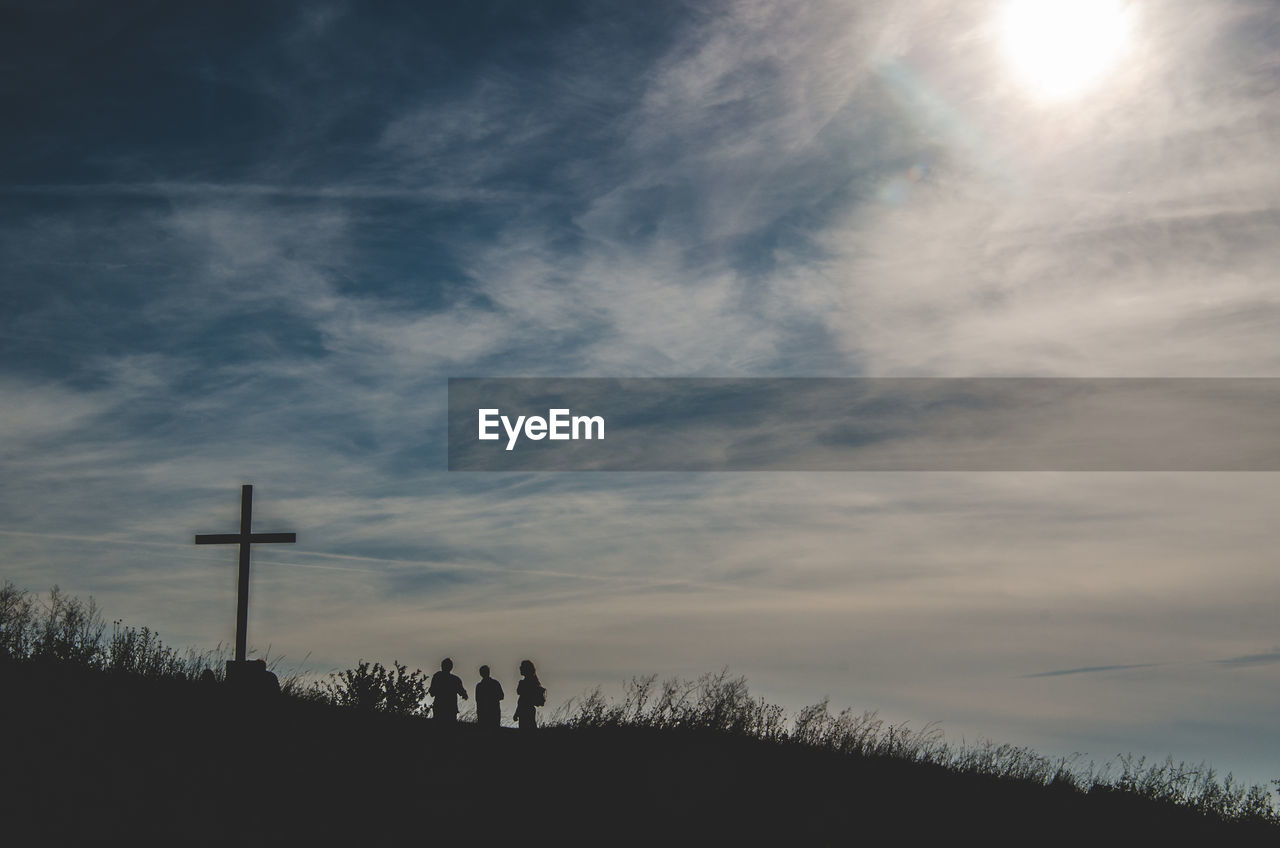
[0,580,37,661]
[2,582,251,684]
[318,659,429,716]
[32,585,106,667]
[106,621,188,678]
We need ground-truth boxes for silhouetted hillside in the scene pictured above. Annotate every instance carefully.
[2,658,1276,846]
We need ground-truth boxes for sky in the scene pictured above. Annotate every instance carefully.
[3,0,1280,786]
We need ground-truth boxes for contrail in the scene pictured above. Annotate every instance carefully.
[0,527,721,589]
[1022,662,1161,678]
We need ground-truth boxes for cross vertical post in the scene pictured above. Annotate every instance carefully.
[195,484,297,663]
[236,484,253,663]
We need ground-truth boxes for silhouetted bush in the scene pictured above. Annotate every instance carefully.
[315,659,429,716]
[0,580,36,661]
[1,583,110,667]
[106,621,190,678]
[32,585,106,666]
[2,581,250,683]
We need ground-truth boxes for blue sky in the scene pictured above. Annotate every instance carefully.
[3,1,1280,786]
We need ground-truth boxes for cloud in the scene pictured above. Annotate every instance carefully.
[1024,663,1161,678]
[720,2,1280,377]
[0,378,114,442]
[1215,651,1280,668]
[0,182,527,203]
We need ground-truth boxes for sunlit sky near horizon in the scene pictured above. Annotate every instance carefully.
[3,0,1280,787]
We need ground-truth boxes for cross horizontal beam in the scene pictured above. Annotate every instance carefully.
[196,533,297,545]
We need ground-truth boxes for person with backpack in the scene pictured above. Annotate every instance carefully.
[514,659,544,731]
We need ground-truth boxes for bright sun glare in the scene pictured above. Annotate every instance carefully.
[999,0,1133,100]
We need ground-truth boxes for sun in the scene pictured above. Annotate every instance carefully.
[998,0,1133,100]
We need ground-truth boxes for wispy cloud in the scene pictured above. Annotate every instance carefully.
[1024,663,1161,678]
[0,182,533,203]
[1215,651,1280,668]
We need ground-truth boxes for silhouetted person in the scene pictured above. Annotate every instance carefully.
[514,659,544,731]
[429,657,468,724]
[199,668,217,687]
[475,665,504,728]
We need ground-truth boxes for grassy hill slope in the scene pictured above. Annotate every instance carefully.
[2,658,1276,846]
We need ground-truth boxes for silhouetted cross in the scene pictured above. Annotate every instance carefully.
[195,484,296,663]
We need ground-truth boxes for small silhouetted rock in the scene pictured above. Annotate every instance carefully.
[225,659,279,698]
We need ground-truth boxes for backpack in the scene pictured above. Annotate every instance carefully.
[533,686,546,707]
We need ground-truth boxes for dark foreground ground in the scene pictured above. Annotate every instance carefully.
[2,660,1276,846]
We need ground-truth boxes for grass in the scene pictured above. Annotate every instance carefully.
[558,669,1280,825]
[2,581,1277,843]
